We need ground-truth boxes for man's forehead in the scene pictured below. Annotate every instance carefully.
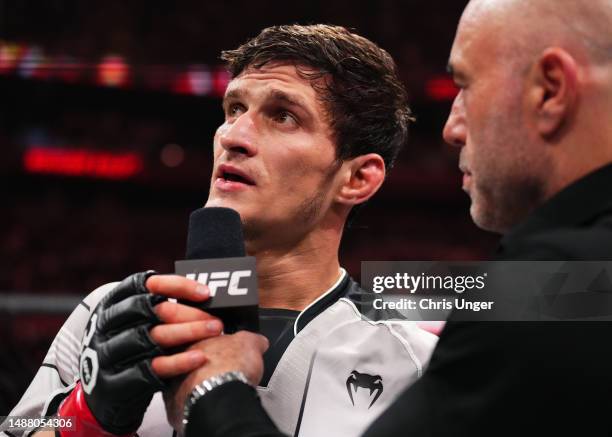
[224,63,323,107]
[230,63,318,88]
[446,26,472,78]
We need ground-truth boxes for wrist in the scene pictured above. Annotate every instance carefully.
[183,381,278,437]
[182,371,250,429]
[57,382,133,437]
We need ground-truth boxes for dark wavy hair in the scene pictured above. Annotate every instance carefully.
[221,24,413,172]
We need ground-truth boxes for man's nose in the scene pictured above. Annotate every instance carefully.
[442,92,467,148]
[218,113,258,157]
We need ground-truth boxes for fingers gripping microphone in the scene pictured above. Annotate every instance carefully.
[176,207,259,333]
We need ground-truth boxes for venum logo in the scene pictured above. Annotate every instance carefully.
[186,270,252,296]
[346,370,384,409]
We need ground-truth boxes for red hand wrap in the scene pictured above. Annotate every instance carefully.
[57,382,134,437]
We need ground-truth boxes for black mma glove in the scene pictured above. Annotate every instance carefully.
[59,271,167,436]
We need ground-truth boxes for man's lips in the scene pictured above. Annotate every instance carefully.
[213,163,256,193]
[216,164,256,186]
[461,170,472,191]
[459,165,472,191]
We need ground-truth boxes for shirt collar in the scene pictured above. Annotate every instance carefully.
[500,162,612,249]
[294,268,350,335]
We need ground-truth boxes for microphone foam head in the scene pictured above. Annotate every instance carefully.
[186,207,246,259]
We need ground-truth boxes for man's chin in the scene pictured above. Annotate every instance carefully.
[204,198,250,220]
[470,202,508,234]
[205,197,236,209]
[470,206,489,232]
[470,199,491,231]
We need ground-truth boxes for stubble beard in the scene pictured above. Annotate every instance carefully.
[242,164,339,246]
[470,126,549,234]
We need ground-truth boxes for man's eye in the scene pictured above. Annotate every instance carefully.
[274,111,297,126]
[454,79,468,91]
[227,104,245,117]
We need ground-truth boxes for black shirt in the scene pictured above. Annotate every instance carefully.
[367,163,612,437]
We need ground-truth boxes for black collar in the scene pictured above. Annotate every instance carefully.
[294,271,351,334]
[500,162,612,248]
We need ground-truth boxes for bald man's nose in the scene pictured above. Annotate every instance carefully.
[219,113,258,157]
[443,96,467,148]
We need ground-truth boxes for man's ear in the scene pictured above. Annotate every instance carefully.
[529,47,578,138]
[335,153,385,206]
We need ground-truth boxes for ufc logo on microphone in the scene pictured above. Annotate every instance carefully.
[186,270,252,296]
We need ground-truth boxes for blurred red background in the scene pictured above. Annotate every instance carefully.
[0,0,499,413]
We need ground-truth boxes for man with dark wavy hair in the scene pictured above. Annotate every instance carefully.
[164,2,612,436]
[8,25,435,437]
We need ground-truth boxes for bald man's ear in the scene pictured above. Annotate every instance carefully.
[530,47,578,138]
[335,154,385,206]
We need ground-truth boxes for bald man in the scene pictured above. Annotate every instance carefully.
[444,0,612,235]
[159,1,612,436]
[371,0,612,435]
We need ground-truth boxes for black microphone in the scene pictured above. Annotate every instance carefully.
[176,207,259,333]
[185,207,245,259]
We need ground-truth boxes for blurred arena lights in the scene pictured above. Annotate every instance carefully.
[23,147,143,180]
[425,75,459,101]
[97,55,130,88]
[0,42,23,74]
[173,65,212,96]
[0,39,457,102]
[0,39,230,97]
[160,143,185,168]
[17,46,47,79]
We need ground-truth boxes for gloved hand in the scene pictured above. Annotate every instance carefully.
[78,270,165,435]
[80,271,165,434]
[57,271,221,436]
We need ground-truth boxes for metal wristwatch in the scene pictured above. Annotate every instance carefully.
[182,371,250,429]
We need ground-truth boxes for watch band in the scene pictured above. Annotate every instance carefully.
[182,371,250,428]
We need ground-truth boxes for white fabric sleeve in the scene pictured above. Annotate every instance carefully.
[0,283,118,437]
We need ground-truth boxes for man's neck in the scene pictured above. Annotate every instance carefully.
[248,233,343,311]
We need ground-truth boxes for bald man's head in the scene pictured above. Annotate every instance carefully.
[444,0,612,233]
[463,0,612,65]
